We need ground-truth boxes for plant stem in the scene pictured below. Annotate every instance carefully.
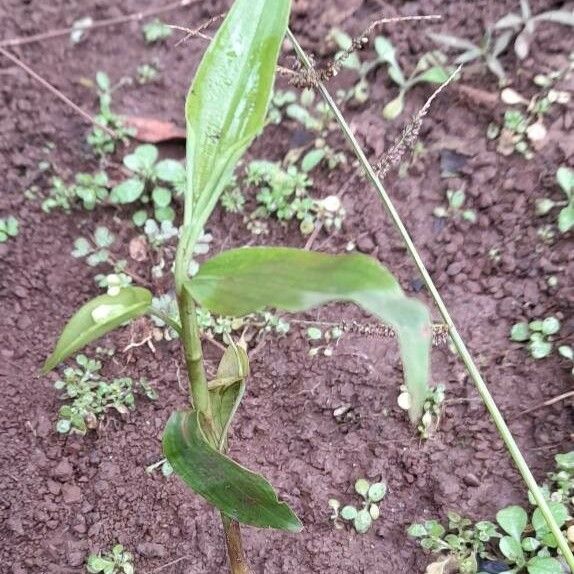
[147,307,183,336]
[178,285,211,419]
[221,514,250,574]
[286,28,574,572]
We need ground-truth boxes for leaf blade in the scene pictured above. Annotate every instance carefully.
[163,410,302,531]
[43,287,152,372]
[187,247,431,420]
[185,0,291,226]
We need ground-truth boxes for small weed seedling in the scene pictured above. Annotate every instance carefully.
[111,144,186,225]
[408,512,500,574]
[510,316,561,359]
[429,28,512,84]
[54,354,156,434]
[142,18,173,44]
[44,2,432,570]
[136,63,160,84]
[381,49,453,120]
[329,478,387,534]
[536,167,574,234]
[0,215,19,242]
[306,325,343,357]
[433,188,477,223]
[410,452,574,574]
[231,159,346,236]
[86,544,134,574]
[87,72,134,156]
[43,172,109,212]
[495,0,574,60]
[72,226,133,294]
[495,504,566,574]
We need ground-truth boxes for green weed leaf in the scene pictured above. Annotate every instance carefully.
[187,247,431,420]
[527,556,563,574]
[496,505,528,540]
[185,0,291,228]
[110,178,145,204]
[43,287,152,372]
[163,410,302,531]
[500,535,525,564]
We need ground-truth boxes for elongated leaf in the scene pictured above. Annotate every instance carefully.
[209,339,249,451]
[43,287,152,372]
[186,0,291,228]
[187,247,431,420]
[534,11,574,26]
[428,32,478,52]
[163,410,302,531]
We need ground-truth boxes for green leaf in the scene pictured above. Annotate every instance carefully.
[368,482,387,503]
[499,535,525,563]
[124,144,158,173]
[340,505,358,520]
[382,93,404,120]
[301,148,326,173]
[152,187,172,208]
[156,159,186,183]
[407,523,427,537]
[527,556,563,574]
[355,478,370,497]
[209,338,249,451]
[185,0,291,229]
[187,247,431,421]
[354,509,372,533]
[110,178,145,204]
[558,204,574,233]
[43,287,152,372]
[510,322,530,342]
[94,226,114,248]
[163,410,302,531]
[532,502,568,532]
[555,451,574,471]
[414,66,451,85]
[556,166,574,196]
[497,505,528,540]
[541,317,560,335]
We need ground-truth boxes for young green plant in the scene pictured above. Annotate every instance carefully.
[43,2,432,572]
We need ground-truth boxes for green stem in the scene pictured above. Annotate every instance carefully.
[148,307,183,336]
[178,284,212,420]
[286,28,574,572]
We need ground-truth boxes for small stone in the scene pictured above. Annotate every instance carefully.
[62,484,82,504]
[7,517,24,535]
[136,542,167,558]
[46,480,61,496]
[356,235,375,253]
[463,473,480,487]
[51,459,73,481]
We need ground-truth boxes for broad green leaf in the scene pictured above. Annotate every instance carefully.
[510,322,530,341]
[185,0,291,228]
[110,178,145,204]
[499,535,525,563]
[527,556,563,574]
[43,287,152,372]
[163,410,302,531]
[187,247,431,420]
[152,187,172,208]
[532,502,568,533]
[354,509,372,533]
[497,505,528,540]
[341,505,358,520]
[156,159,186,183]
[123,144,158,174]
[209,338,249,451]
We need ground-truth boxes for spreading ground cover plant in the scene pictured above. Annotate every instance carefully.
[510,316,561,360]
[43,1,433,571]
[329,478,387,534]
[86,544,134,574]
[409,451,574,574]
[536,166,574,234]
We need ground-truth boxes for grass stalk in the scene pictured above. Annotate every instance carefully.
[286,28,574,571]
